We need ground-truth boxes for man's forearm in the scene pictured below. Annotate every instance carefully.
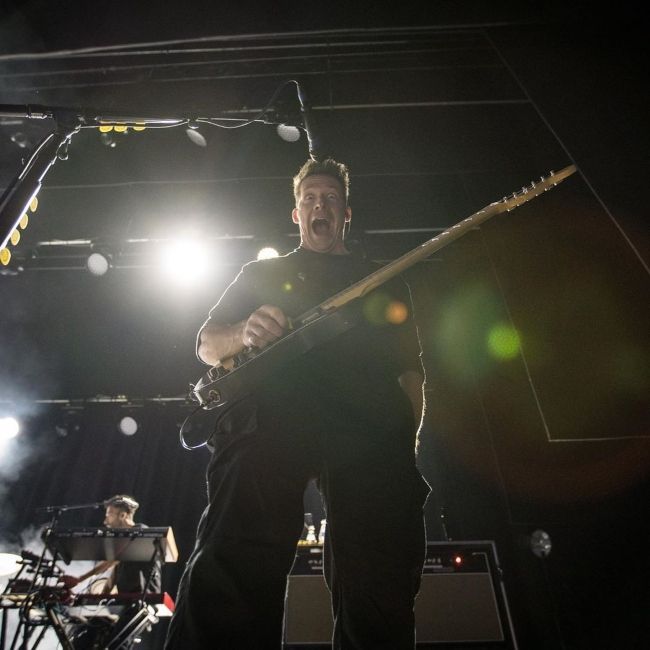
[80,560,118,581]
[197,320,246,366]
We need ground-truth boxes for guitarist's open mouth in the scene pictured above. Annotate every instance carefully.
[312,217,330,236]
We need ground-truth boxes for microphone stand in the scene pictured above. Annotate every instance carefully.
[36,502,104,514]
[5,506,71,650]
[9,502,108,650]
[0,120,79,252]
[37,502,105,565]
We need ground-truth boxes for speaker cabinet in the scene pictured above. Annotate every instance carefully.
[283,541,518,648]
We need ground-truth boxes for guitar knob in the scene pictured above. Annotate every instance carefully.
[208,389,221,404]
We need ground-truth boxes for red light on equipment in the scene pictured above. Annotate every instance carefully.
[453,555,463,565]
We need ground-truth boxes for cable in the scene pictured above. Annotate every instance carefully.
[179,403,211,450]
[196,78,297,129]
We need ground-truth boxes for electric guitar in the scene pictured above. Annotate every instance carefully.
[191,165,577,410]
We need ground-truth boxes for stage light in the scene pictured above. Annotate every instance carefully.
[0,553,21,577]
[99,128,130,148]
[118,416,138,436]
[1,192,39,268]
[100,132,117,148]
[186,126,207,147]
[276,124,301,143]
[159,238,210,287]
[529,529,552,558]
[0,417,20,441]
[87,251,111,276]
[10,131,31,149]
[257,246,279,260]
[54,405,83,437]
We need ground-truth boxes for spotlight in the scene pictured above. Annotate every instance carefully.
[159,238,210,287]
[118,416,138,436]
[0,417,20,441]
[87,251,111,276]
[276,124,301,143]
[257,246,279,260]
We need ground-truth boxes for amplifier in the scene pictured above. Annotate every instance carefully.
[283,541,518,649]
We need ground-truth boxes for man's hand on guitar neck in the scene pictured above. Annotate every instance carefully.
[197,305,289,366]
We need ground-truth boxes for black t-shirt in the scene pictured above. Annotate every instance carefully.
[203,248,422,426]
[112,525,162,594]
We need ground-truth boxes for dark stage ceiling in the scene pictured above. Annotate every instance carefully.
[0,3,648,649]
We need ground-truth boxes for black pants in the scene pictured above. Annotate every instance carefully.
[165,393,430,650]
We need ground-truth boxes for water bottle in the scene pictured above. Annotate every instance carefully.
[318,519,327,544]
[304,513,317,544]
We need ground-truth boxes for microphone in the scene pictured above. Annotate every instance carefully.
[67,501,105,511]
[295,82,320,162]
[20,549,41,563]
[36,501,105,513]
[82,501,106,509]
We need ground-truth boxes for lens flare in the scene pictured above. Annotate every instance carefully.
[363,292,391,325]
[487,323,521,360]
[386,301,408,325]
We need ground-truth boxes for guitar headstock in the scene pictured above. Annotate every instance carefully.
[501,164,577,212]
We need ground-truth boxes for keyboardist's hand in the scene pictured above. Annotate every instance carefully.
[60,575,80,588]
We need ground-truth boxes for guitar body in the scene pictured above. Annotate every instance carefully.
[192,303,361,409]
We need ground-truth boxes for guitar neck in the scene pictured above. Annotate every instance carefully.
[298,164,576,323]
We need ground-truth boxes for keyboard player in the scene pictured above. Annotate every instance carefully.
[61,494,162,649]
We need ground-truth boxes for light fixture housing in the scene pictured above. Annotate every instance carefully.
[276,123,301,143]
